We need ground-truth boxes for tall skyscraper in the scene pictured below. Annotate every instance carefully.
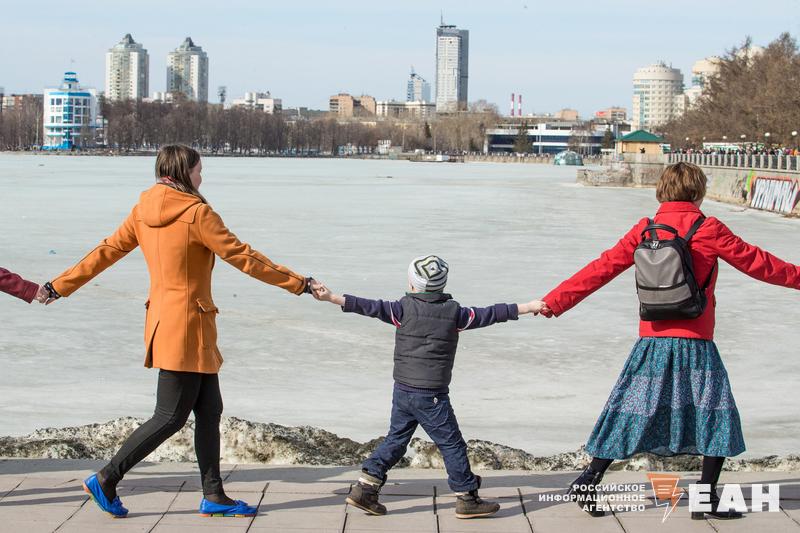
[631,62,684,131]
[435,20,468,112]
[407,68,431,103]
[166,37,209,102]
[105,34,149,101]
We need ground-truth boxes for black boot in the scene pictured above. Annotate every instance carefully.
[455,476,500,519]
[690,483,743,520]
[346,472,387,516]
[567,466,606,517]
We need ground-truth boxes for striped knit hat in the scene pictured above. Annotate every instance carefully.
[408,255,449,292]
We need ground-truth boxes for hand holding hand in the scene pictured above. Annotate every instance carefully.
[34,282,59,305]
[518,299,546,316]
[313,283,345,306]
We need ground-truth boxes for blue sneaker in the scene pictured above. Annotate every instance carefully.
[82,474,128,518]
[199,498,258,517]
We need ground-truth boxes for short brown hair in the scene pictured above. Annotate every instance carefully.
[155,144,207,203]
[656,162,707,203]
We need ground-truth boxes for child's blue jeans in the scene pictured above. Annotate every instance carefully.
[362,385,478,493]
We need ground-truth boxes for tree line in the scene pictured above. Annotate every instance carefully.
[0,95,499,154]
[663,33,799,147]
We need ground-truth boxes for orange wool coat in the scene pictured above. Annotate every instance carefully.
[52,184,307,373]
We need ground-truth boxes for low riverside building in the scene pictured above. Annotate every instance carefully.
[231,92,282,114]
[485,121,607,155]
[616,129,664,155]
[375,100,435,119]
[595,106,627,122]
[329,93,376,117]
[1,93,42,111]
[42,72,98,150]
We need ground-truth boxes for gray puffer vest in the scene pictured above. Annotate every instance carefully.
[393,292,460,390]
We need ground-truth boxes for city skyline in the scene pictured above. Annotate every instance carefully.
[0,0,793,115]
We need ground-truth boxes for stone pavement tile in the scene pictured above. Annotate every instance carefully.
[233,464,356,484]
[781,499,800,522]
[437,496,530,532]
[380,481,435,496]
[617,515,715,533]
[67,487,174,528]
[219,467,269,493]
[0,476,25,497]
[260,491,348,513]
[250,510,344,532]
[0,521,68,533]
[157,491,259,529]
[709,513,800,532]
[346,495,435,532]
[152,524,250,532]
[0,477,87,508]
[57,520,155,532]
[266,481,352,495]
[118,462,234,491]
[528,516,624,533]
[0,502,77,525]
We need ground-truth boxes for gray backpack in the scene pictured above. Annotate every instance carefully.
[634,217,715,321]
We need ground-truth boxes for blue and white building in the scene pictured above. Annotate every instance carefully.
[485,121,610,155]
[43,72,98,150]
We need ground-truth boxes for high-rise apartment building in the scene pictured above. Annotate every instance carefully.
[407,68,431,103]
[166,37,209,102]
[105,34,149,101]
[435,21,468,112]
[631,62,684,131]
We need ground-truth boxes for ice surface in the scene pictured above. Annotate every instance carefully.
[1,154,798,457]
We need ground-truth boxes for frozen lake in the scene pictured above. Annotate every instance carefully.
[1,154,799,457]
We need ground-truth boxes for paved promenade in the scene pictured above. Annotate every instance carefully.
[0,459,798,532]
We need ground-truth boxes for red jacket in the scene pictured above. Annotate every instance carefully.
[0,267,38,303]
[542,201,800,340]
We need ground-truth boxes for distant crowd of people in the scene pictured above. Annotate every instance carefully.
[672,147,799,156]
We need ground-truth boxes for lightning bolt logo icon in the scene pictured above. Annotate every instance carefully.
[647,473,684,522]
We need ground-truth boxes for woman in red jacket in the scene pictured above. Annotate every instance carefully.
[0,268,41,303]
[541,162,800,520]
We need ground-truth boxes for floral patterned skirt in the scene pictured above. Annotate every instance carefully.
[585,337,745,459]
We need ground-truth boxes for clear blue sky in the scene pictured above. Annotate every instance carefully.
[1,0,796,116]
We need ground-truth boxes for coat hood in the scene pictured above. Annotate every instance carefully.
[138,184,203,227]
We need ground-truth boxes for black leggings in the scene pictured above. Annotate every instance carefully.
[100,370,225,496]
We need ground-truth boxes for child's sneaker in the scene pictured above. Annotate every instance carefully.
[455,476,500,519]
[346,472,387,516]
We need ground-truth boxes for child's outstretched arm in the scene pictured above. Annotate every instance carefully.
[458,299,545,331]
[313,283,403,326]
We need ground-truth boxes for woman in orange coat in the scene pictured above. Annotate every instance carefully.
[46,145,314,518]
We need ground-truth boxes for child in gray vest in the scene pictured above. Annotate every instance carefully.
[313,255,543,519]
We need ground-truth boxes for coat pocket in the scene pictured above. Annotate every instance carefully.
[197,298,219,349]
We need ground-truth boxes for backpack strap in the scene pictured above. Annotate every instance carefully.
[641,221,679,240]
[683,217,706,241]
[701,261,717,292]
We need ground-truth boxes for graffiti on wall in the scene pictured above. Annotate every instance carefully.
[748,175,800,214]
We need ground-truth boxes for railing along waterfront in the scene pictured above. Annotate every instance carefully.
[669,152,800,172]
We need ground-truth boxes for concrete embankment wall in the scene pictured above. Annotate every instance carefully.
[578,156,800,215]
